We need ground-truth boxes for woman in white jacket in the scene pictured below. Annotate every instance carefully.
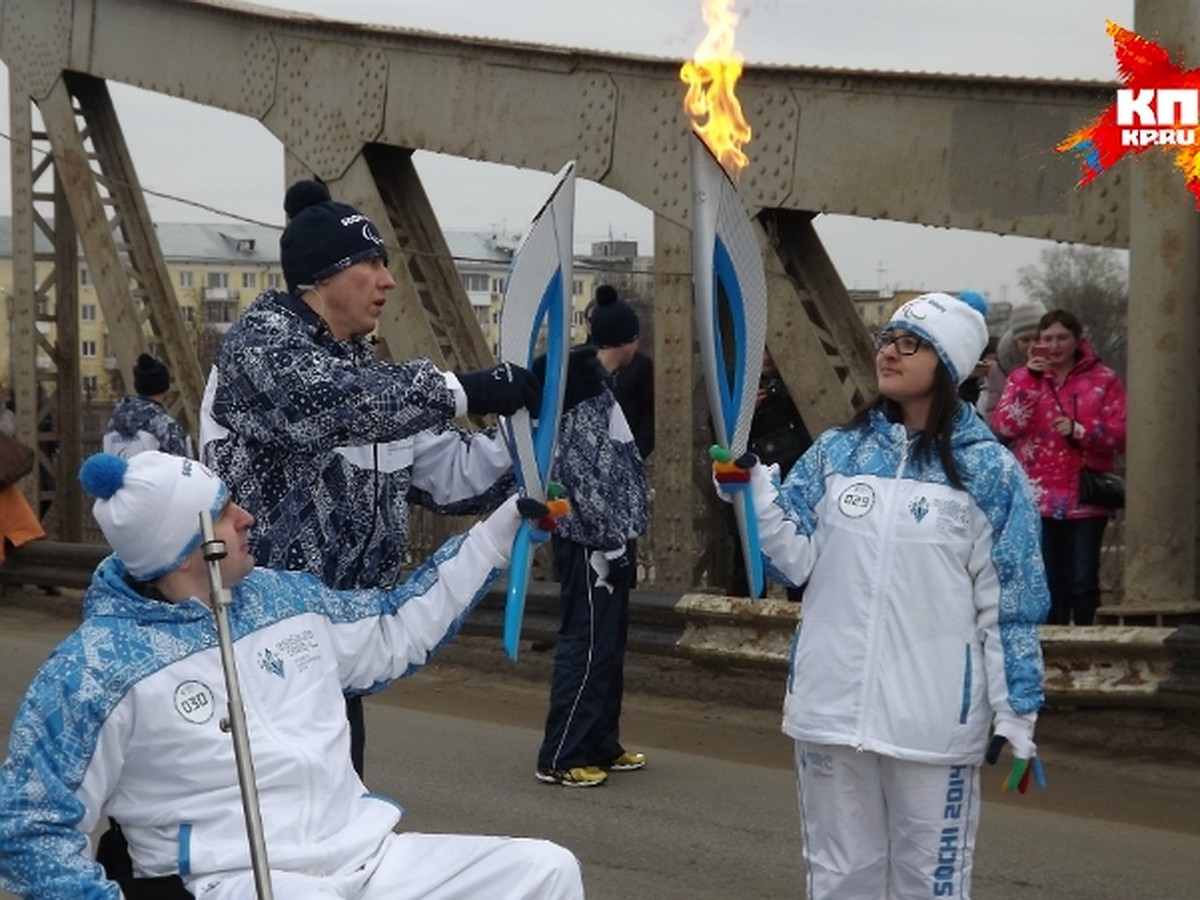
[716,293,1049,899]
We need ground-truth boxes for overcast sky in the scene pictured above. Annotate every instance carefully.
[0,0,1137,303]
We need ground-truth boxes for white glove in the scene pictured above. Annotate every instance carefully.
[991,709,1037,760]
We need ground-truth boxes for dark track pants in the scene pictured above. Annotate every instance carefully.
[1041,515,1108,626]
[537,537,630,771]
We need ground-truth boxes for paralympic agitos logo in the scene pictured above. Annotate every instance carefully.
[1057,20,1200,207]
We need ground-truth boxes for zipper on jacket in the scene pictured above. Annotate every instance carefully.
[854,428,911,751]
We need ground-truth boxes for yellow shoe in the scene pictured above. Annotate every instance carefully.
[607,751,647,772]
[535,766,607,787]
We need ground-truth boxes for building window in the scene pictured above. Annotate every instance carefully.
[461,273,489,292]
[207,272,229,289]
[180,271,194,288]
[181,306,195,323]
[242,272,256,289]
[80,268,91,286]
[82,375,98,396]
[491,277,506,293]
[573,280,584,297]
[81,340,97,358]
[81,303,97,321]
[267,273,282,289]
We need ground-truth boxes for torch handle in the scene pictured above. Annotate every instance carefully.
[199,511,274,900]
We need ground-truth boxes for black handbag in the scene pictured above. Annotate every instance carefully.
[1079,466,1124,510]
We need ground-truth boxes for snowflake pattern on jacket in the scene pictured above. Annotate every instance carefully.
[204,290,513,589]
[0,522,507,898]
[990,340,1126,519]
[755,404,1049,764]
[551,385,649,550]
[104,395,191,457]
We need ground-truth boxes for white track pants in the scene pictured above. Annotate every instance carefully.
[187,832,584,900]
[794,741,980,899]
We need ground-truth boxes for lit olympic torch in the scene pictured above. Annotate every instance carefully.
[681,0,769,598]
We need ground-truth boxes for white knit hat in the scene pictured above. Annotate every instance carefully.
[79,451,228,580]
[886,291,989,385]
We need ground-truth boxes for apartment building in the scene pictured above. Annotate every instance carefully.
[1,218,635,401]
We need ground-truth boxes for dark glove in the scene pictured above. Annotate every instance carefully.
[605,547,633,584]
[533,347,607,414]
[458,362,542,417]
[517,485,570,543]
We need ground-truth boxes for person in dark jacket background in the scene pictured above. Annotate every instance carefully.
[103,353,192,459]
[535,289,650,788]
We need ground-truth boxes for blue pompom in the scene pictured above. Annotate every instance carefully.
[79,453,129,500]
[957,290,989,317]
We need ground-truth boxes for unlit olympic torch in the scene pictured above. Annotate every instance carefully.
[200,511,274,900]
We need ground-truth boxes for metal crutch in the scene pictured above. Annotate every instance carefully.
[200,511,274,900]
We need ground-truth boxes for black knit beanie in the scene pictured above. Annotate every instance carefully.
[589,285,639,348]
[280,180,389,292]
[133,353,170,396]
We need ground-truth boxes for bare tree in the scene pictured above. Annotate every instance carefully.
[1017,246,1128,378]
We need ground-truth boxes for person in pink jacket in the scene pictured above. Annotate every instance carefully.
[991,308,1127,625]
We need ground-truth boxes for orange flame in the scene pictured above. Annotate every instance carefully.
[680,0,752,177]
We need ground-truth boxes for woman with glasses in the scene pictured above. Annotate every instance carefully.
[991,308,1127,626]
[714,292,1049,899]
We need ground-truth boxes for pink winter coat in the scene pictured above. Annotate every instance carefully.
[990,341,1126,520]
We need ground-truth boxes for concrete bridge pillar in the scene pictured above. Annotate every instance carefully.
[1120,0,1200,616]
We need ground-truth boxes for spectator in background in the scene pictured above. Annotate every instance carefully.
[535,289,649,788]
[959,335,999,410]
[103,354,193,459]
[590,283,654,587]
[980,300,1046,422]
[991,308,1127,625]
[0,380,44,565]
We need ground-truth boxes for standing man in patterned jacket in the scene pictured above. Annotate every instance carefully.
[201,180,541,774]
[534,289,650,788]
[103,353,193,459]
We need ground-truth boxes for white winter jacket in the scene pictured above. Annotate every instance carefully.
[0,501,519,898]
[749,405,1049,765]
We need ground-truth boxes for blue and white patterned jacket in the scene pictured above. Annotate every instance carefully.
[550,382,648,551]
[746,403,1048,765]
[0,505,516,898]
[202,290,513,590]
[103,395,192,459]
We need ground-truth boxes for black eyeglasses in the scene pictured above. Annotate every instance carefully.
[873,331,925,356]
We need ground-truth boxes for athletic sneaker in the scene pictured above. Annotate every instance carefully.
[606,751,647,771]
[535,766,608,787]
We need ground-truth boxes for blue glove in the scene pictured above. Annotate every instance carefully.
[458,363,542,417]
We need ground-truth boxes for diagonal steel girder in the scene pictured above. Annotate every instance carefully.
[33,73,204,438]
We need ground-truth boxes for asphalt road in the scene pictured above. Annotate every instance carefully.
[1,594,1198,899]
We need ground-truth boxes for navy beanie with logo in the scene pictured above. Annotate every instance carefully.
[133,353,170,396]
[280,180,389,292]
[589,284,640,348]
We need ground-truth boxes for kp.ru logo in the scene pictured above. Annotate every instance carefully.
[1116,89,1197,146]
[1058,20,1200,207]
